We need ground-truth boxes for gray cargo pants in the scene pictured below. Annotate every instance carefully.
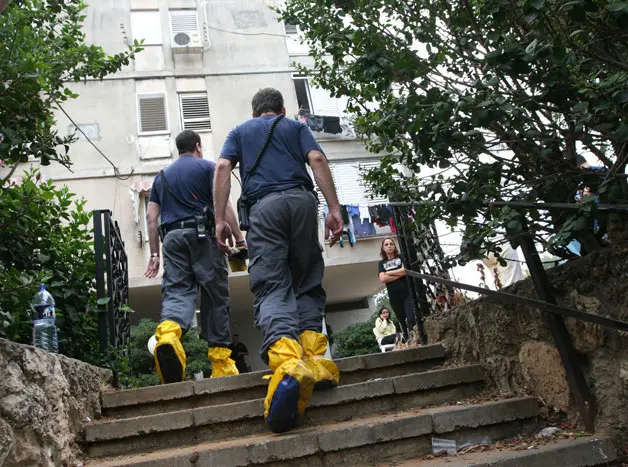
[161,228,231,347]
[247,187,326,363]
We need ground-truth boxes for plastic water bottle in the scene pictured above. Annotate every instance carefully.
[31,284,58,352]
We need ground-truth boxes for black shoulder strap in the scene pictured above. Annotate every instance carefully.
[159,170,201,212]
[242,114,284,189]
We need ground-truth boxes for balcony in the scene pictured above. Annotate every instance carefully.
[297,113,356,141]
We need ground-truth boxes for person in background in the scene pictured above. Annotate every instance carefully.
[228,333,249,373]
[373,307,398,345]
[378,237,416,340]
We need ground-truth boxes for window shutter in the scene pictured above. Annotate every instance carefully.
[356,160,388,205]
[331,161,387,206]
[131,11,163,45]
[170,10,199,34]
[180,93,211,131]
[138,94,168,134]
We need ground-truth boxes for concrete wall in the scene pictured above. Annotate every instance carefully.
[0,339,112,466]
[424,247,628,444]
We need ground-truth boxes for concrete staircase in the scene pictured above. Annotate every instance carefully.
[85,344,617,466]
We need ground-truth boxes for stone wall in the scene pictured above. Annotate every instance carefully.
[424,247,628,443]
[0,338,113,466]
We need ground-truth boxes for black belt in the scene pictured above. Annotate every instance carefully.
[159,219,198,237]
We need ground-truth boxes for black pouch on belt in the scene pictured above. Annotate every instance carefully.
[237,195,250,231]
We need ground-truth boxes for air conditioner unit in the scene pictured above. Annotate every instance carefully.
[171,30,203,52]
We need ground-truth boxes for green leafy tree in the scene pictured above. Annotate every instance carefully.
[126,319,210,387]
[0,0,142,172]
[277,0,628,263]
[0,170,99,362]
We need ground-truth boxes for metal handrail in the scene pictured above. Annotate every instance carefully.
[404,269,628,332]
[388,200,628,213]
[389,199,628,432]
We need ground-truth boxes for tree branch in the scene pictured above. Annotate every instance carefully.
[1,161,20,187]
[582,140,613,168]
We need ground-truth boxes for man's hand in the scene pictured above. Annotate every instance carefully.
[325,209,343,247]
[216,220,234,253]
[145,257,160,278]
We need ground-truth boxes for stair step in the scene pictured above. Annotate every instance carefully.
[87,397,540,467]
[392,436,617,466]
[86,364,484,458]
[102,344,446,419]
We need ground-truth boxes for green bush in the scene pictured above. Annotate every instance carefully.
[124,318,211,388]
[333,320,380,358]
[333,308,399,358]
[0,170,99,363]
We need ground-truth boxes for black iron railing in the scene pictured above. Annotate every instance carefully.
[390,199,628,432]
[391,204,456,344]
[94,209,130,352]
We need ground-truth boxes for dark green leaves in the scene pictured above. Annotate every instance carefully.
[0,169,98,362]
[0,0,142,167]
[277,0,628,262]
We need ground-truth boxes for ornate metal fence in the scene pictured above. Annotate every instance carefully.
[93,209,130,352]
[390,203,455,343]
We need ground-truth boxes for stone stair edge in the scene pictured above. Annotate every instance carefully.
[401,436,617,467]
[86,364,485,443]
[87,396,540,467]
[101,344,446,409]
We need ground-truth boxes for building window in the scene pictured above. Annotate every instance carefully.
[131,11,163,45]
[293,74,312,114]
[137,93,169,135]
[331,161,387,206]
[284,21,298,36]
[292,73,348,117]
[284,21,308,55]
[169,10,201,48]
[179,93,212,132]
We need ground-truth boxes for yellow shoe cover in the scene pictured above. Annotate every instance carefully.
[208,347,239,377]
[154,320,186,384]
[264,337,315,433]
[300,330,340,390]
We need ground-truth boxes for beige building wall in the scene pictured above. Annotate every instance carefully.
[3,0,389,368]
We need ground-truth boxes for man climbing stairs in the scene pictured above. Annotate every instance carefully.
[84,345,617,466]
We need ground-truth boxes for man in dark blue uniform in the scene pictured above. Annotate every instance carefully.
[145,130,243,383]
[213,88,343,433]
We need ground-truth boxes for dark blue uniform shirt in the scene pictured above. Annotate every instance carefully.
[148,155,215,226]
[219,115,323,202]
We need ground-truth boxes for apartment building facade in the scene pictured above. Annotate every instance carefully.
[10,0,393,369]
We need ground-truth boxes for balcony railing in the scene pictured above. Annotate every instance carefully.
[297,113,356,140]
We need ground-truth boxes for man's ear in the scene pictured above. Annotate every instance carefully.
[281,106,287,116]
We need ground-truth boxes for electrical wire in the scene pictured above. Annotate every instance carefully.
[205,23,291,38]
[56,102,135,181]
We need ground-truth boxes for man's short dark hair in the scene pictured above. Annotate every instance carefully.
[176,130,201,154]
[251,88,284,117]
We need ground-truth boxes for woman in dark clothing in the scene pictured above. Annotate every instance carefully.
[377,237,416,339]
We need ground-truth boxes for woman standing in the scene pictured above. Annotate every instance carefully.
[378,237,416,340]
